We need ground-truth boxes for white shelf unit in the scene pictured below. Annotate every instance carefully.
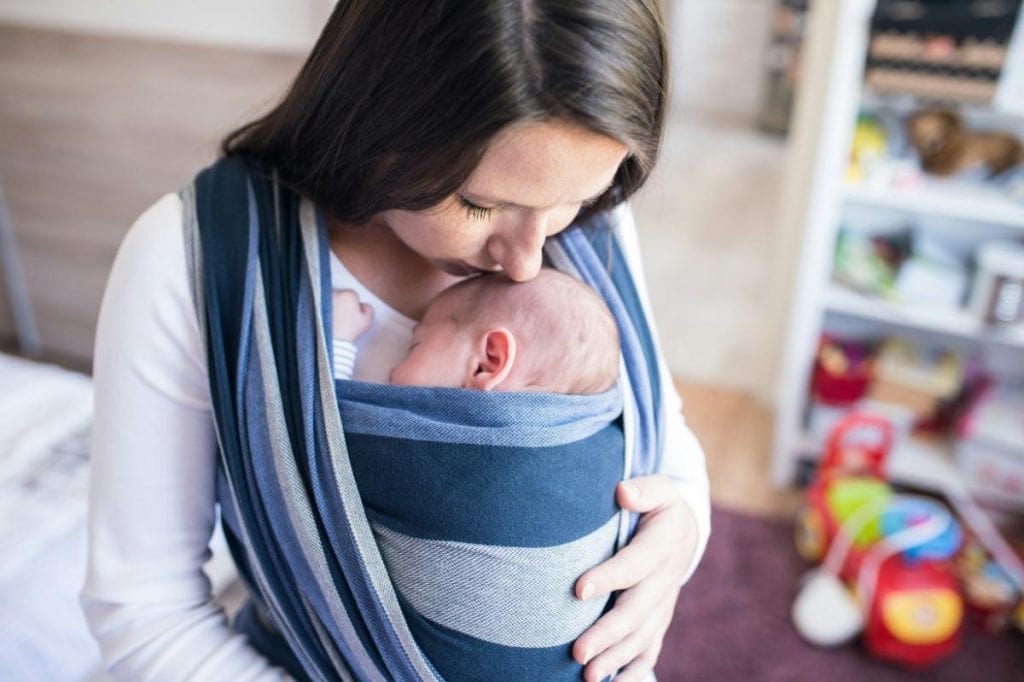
[770,0,1024,510]
[844,181,1024,232]
[824,285,1024,349]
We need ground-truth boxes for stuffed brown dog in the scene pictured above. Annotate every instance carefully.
[907,110,1022,177]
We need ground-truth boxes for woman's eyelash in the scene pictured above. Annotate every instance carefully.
[457,196,494,220]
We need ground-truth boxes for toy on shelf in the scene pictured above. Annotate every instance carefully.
[833,227,910,299]
[907,110,1022,178]
[811,335,874,407]
[967,240,1024,327]
[868,338,964,425]
[848,113,889,184]
[892,231,969,311]
[807,332,981,449]
[955,381,1024,505]
[865,0,1021,105]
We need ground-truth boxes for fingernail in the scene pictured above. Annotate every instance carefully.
[580,582,595,601]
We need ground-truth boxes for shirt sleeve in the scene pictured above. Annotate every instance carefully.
[610,203,712,586]
[81,192,291,680]
[332,338,358,381]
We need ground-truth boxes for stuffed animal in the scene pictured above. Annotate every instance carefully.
[906,110,1022,177]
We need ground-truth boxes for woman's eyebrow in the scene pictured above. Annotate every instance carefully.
[465,179,615,210]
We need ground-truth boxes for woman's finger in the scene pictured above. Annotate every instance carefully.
[573,562,677,666]
[577,512,671,598]
[581,599,672,681]
[615,474,683,514]
[608,637,663,682]
[575,506,681,600]
[571,474,698,675]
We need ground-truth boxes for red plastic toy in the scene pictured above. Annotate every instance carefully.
[866,555,962,667]
[794,413,964,668]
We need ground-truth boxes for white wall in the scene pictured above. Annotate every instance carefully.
[669,0,774,123]
[0,0,332,52]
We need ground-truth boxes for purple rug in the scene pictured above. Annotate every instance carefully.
[655,506,1024,681]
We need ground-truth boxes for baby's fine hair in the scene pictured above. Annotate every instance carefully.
[434,269,620,394]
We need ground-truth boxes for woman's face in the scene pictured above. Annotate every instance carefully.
[377,120,630,282]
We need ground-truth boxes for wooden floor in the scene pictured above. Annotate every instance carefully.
[676,380,800,517]
[0,24,799,518]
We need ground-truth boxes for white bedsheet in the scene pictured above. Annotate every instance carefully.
[0,352,98,680]
[0,353,238,680]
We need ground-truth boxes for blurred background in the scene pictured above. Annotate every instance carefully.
[1,0,1023,679]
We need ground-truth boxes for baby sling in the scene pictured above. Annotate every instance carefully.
[181,157,666,681]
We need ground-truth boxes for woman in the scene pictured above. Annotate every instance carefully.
[81,2,710,680]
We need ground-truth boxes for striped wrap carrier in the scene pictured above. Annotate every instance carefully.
[180,157,665,681]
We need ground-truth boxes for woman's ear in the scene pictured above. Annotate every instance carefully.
[467,327,517,391]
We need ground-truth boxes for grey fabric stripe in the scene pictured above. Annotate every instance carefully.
[372,515,620,648]
[251,270,380,682]
[298,201,440,682]
[179,185,206,347]
[240,191,332,681]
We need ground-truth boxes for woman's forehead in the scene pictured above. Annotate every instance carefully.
[462,120,628,209]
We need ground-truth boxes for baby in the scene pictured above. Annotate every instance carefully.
[331,268,619,394]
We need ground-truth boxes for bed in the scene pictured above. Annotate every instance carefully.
[0,352,238,680]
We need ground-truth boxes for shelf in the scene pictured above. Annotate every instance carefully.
[823,284,1024,348]
[859,89,1024,125]
[844,181,1024,231]
[797,431,1024,510]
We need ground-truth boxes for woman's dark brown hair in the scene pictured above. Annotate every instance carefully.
[223,0,668,224]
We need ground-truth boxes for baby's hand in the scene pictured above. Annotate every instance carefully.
[332,289,374,342]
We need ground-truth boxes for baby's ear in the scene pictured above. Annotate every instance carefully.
[467,328,517,391]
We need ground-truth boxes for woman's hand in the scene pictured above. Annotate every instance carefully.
[573,475,699,681]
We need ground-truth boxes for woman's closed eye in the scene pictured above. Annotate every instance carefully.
[458,195,597,221]
[457,195,495,221]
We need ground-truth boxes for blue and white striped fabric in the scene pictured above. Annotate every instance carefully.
[181,157,664,681]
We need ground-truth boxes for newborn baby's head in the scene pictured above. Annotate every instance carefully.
[389,269,619,394]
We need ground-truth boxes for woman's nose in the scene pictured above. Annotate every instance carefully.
[490,213,548,282]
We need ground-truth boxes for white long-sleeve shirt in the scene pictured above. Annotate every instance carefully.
[81,191,711,680]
